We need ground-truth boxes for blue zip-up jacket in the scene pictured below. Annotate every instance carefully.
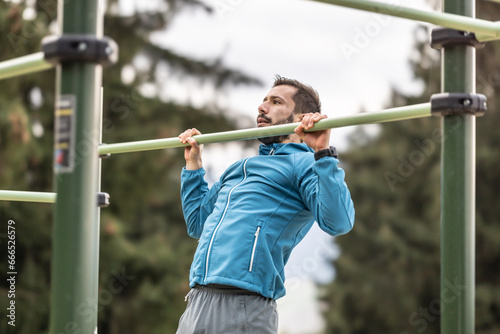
[180,142,354,300]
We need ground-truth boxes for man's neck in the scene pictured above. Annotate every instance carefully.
[280,133,302,144]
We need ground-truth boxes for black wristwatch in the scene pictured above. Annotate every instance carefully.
[314,146,338,160]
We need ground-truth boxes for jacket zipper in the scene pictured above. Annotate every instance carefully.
[249,226,261,272]
[204,158,249,282]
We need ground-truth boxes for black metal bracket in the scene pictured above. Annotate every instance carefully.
[98,192,110,208]
[431,93,487,117]
[42,34,118,66]
[431,28,485,50]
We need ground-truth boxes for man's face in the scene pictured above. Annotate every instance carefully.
[256,85,300,145]
[257,85,298,127]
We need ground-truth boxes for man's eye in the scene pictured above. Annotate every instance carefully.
[273,100,280,104]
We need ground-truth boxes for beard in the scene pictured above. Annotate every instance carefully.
[258,113,295,145]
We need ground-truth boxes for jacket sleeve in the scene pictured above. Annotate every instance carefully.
[180,167,221,239]
[295,155,355,236]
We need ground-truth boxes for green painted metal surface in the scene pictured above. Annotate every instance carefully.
[1,1,481,332]
[309,0,500,41]
[99,103,431,155]
[1,103,430,205]
[0,190,56,203]
[48,0,103,333]
[0,52,53,81]
[440,0,476,332]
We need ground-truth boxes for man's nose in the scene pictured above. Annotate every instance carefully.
[258,102,268,114]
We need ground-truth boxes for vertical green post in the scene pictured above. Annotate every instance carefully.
[441,0,475,333]
[49,0,103,333]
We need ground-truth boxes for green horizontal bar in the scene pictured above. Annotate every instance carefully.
[99,102,431,155]
[309,0,500,42]
[0,52,54,81]
[0,190,56,203]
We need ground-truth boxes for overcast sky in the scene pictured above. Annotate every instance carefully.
[122,0,435,332]
[143,0,433,271]
[147,0,433,146]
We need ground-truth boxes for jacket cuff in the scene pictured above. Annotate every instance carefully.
[181,166,205,174]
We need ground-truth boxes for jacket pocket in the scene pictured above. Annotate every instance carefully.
[249,226,261,272]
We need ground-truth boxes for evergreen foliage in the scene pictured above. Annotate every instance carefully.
[322,2,500,333]
[0,1,260,333]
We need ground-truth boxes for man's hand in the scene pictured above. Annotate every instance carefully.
[179,128,203,170]
[294,113,331,152]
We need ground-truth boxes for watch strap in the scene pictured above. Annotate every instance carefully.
[314,146,338,160]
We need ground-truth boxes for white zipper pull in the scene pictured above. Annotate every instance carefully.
[249,226,261,272]
[269,148,275,155]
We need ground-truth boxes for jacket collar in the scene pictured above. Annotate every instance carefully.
[258,142,314,156]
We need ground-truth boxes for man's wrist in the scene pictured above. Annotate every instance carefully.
[314,145,330,153]
[314,146,338,160]
[186,160,203,170]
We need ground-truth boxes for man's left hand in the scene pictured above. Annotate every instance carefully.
[294,112,330,152]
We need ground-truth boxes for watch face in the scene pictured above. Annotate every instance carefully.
[330,147,338,158]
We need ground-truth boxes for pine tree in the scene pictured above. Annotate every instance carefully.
[321,1,500,333]
[0,1,260,333]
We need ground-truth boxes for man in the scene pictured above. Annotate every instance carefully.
[176,76,354,333]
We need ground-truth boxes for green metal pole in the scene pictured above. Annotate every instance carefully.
[99,102,431,155]
[0,52,53,80]
[441,0,475,333]
[49,0,103,333]
[308,0,500,41]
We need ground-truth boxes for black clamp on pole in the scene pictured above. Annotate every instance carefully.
[430,28,485,50]
[41,34,118,66]
[431,93,487,117]
[97,192,110,208]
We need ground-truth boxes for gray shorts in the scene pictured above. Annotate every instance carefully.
[175,285,278,334]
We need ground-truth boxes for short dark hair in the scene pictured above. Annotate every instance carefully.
[272,75,321,114]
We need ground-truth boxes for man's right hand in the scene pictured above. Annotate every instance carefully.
[178,128,203,170]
